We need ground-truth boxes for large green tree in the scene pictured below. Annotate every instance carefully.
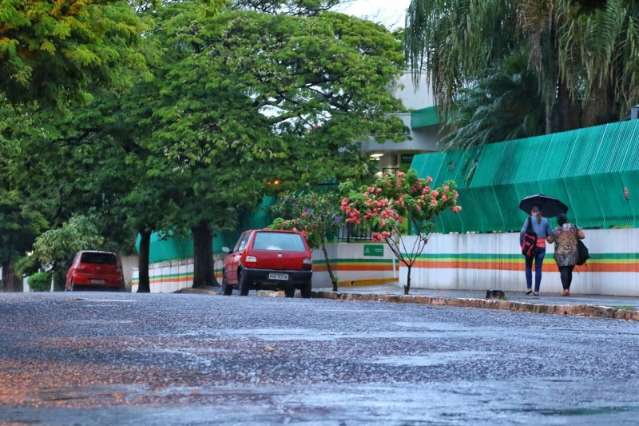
[0,101,49,291]
[145,1,405,288]
[0,0,147,104]
[406,0,639,138]
[0,0,148,291]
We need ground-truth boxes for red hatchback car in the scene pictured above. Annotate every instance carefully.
[222,229,313,298]
[65,251,125,291]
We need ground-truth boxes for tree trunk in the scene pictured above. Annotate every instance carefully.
[192,221,213,289]
[581,81,617,127]
[404,264,412,295]
[551,78,581,133]
[544,99,553,135]
[321,240,338,292]
[137,229,152,293]
[1,261,21,292]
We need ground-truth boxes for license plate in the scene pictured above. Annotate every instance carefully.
[268,273,289,281]
[91,279,106,285]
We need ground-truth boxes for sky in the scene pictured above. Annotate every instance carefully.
[335,0,412,30]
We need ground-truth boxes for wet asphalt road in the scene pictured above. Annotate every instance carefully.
[1,292,639,425]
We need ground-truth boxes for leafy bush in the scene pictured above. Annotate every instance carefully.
[28,272,51,292]
[270,191,342,291]
[341,170,461,295]
[33,215,104,269]
[32,215,105,289]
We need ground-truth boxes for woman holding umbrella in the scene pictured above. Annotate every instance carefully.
[520,206,552,296]
[519,195,568,296]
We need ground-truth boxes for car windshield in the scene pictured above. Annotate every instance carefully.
[253,232,305,252]
[80,252,117,265]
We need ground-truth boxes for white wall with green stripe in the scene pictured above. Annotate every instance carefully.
[401,229,639,296]
[132,242,398,293]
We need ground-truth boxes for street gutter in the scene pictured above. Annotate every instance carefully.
[312,291,639,321]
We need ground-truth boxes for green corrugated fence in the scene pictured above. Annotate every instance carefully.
[411,120,639,233]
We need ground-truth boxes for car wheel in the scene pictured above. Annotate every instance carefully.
[239,270,250,296]
[284,287,296,298]
[300,280,312,299]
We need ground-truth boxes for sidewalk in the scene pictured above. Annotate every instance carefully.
[314,283,639,321]
[329,284,639,309]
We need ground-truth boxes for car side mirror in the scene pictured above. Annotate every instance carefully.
[222,246,230,254]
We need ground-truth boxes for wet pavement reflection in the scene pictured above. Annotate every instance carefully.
[0,292,638,424]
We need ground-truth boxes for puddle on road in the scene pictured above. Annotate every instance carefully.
[34,384,147,404]
[208,325,508,342]
[66,298,135,303]
[215,328,338,342]
[67,320,133,325]
[312,308,394,314]
[9,379,639,425]
[369,351,494,367]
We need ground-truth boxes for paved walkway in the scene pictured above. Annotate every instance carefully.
[323,284,639,310]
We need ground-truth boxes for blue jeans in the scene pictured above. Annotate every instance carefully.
[525,249,546,292]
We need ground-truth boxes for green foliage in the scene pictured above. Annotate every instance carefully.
[144,3,405,233]
[441,54,545,150]
[405,0,639,134]
[14,254,39,277]
[270,192,342,248]
[32,215,105,270]
[0,100,50,267]
[341,170,461,294]
[232,0,340,15]
[27,271,51,292]
[270,190,342,289]
[0,0,147,104]
[0,1,407,292]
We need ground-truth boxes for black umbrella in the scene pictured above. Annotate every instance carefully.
[519,194,568,218]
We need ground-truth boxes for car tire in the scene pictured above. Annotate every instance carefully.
[239,270,250,296]
[284,287,296,298]
[300,280,312,299]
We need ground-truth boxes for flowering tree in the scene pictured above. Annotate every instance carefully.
[270,192,342,291]
[340,171,461,295]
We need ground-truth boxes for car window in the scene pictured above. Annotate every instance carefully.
[80,252,117,265]
[234,232,249,252]
[253,232,305,252]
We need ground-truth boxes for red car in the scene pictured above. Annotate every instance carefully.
[222,229,313,298]
[65,251,125,291]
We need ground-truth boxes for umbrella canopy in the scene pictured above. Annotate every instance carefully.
[519,194,568,218]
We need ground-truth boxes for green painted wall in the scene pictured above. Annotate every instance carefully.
[137,196,277,263]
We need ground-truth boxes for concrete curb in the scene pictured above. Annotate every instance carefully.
[311,291,639,321]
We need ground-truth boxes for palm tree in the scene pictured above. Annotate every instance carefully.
[406,0,639,136]
[440,53,545,151]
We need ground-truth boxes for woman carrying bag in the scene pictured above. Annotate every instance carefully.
[548,213,585,296]
[520,206,552,296]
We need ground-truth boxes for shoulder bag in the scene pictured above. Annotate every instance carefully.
[521,217,537,258]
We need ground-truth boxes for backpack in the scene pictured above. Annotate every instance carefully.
[521,217,537,258]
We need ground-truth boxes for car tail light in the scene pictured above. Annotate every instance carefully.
[303,257,312,270]
[245,256,257,263]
